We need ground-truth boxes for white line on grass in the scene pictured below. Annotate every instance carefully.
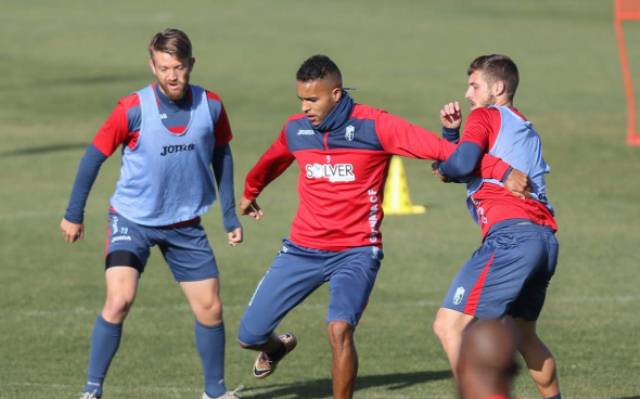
[20,295,638,317]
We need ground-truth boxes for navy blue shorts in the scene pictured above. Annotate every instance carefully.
[442,220,559,321]
[237,239,383,346]
[105,210,218,282]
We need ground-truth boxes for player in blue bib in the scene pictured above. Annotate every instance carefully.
[60,29,243,399]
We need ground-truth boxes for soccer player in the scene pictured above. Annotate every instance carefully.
[60,29,243,399]
[432,54,561,399]
[235,54,526,399]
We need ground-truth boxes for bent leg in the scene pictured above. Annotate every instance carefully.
[327,321,357,399]
[102,266,139,323]
[237,241,324,350]
[514,318,560,398]
[434,242,494,377]
[433,308,474,375]
[85,265,139,397]
[181,277,223,325]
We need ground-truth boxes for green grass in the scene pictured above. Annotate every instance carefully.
[1,1,639,398]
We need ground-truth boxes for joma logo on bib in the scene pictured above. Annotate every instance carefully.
[305,163,355,182]
[160,143,195,156]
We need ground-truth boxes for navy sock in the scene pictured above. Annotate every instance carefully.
[195,321,226,397]
[84,315,123,397]
[544,395,562,399]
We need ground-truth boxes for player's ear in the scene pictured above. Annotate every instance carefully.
[331,87,342,102]
[493,80,506,97]
[148,58,156,75]
[188,57,196,72]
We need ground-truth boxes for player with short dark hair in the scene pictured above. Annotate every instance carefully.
[235,54,527,399]
[433,54,561,399]
[295,54,343,83]
[60,28,243,399]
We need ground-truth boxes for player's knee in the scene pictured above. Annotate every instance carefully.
[433,315,449,342]
[193,298,223,324]
[514,322,540,350]
[103,295,134,322]
[327,321,354,350]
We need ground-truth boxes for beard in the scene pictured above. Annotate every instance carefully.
[159,80,188,102]
[471,94,498,110]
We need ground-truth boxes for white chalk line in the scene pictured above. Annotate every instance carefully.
[16,295,637,318]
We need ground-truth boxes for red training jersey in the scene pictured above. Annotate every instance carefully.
[461,107,557,236]
[244,103,512,251]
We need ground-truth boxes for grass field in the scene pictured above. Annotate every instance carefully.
[1,1,639,398]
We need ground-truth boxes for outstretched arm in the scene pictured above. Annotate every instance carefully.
[373,108,515,183]
[375,109,456,160]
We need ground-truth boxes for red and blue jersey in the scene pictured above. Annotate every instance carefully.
[64,83,239,229]
[459,107,557,236]
[91,82,232,156]
[244,92,512,251]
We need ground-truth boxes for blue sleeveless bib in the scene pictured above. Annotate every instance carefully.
[110,84,216,226]
[466,106,554,223]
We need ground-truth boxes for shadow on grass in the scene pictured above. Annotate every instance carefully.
[1,142,88,156]
[243,370,451,398]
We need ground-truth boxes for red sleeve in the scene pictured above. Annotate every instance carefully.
[243,128,295,201]
[478,153,511,180]
[372,107,509,180]
[91,96,136,157]
[206,89,234,147]
[463,108,510,180]
[460,107,501,151]
[374,110,455,160]
[214,103,233,147]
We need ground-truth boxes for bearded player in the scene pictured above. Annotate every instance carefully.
[433,54,561,399]
[60,29,243,399]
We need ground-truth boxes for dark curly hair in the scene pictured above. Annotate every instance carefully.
[296,55,342,86]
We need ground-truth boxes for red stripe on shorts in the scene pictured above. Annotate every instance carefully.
[464,253,495,316]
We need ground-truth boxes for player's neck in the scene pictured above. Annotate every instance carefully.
[493,97,512,108]
[154,83,190,108]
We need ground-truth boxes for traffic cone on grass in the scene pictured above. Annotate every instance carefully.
[382,156,426,215]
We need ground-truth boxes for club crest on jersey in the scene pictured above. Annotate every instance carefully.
[345,125,355,141]
[305,163,355,182]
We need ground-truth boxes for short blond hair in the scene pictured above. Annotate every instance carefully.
[148,28,192,60]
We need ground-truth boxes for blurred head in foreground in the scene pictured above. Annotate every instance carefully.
[457,319,519,399]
